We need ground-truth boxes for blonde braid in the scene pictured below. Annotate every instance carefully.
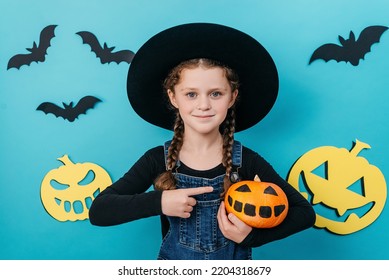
[154,112,184,190]
[167,112,184,171]
[221,107,236,197]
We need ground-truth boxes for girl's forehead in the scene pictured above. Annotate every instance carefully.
[179,66,227,79]
[171,67,235,93]
[177,67,228,84]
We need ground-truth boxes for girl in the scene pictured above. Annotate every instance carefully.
[89,23,315,260]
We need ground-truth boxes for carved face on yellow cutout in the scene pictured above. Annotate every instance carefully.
[287,140,387,234]
[40,155,111,222]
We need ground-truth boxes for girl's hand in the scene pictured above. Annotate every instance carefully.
[217,201,252,243]
[161,186,213,218]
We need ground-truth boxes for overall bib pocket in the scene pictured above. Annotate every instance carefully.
[179,198,228,252]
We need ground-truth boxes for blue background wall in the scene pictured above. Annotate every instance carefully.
[1,0,388,259]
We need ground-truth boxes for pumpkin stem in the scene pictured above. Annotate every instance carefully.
[350,139,371,157]
[57,154,74,166]
[254,175,261,182]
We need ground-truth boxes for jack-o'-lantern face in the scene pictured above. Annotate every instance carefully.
[287,140,387,234]
[225,178,289,228]
[40,155,112,222]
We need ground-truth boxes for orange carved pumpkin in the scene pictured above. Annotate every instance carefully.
[224,176,289,228]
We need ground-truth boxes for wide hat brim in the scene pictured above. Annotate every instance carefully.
[127,23,279,132]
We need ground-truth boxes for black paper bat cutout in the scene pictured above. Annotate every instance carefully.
[36,95,102,122]
[76,31,134,64]
[309,25,388,66]
[7,25,57,70]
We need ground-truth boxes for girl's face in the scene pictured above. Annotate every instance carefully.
[168,66,238,135]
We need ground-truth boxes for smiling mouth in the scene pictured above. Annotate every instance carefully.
[313,201,374,222]
[193,115,214,118]
[53,189,100,214]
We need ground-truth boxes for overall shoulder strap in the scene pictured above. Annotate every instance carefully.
[163,140,172,170]
[232,140,242,168]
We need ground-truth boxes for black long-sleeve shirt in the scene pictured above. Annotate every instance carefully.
[89,145,315,248]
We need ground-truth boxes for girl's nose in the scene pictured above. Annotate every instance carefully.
[197,95,211,110]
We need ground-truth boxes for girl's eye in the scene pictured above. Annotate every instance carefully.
[210,91,222,98]
[186,92,197,98]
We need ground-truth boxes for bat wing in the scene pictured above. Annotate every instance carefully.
[37,102,67,119]
[101,49,135,64]
[72,96,102,119]
[37,25,57,57]
[355,25,388,59]
[7,53,35,70]
[7,25,57,70]
[76,31,104,58]
[309,43,348,64]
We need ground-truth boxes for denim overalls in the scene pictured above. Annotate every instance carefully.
[157,140,252,260]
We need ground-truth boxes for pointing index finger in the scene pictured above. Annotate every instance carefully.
[185,186,214,196]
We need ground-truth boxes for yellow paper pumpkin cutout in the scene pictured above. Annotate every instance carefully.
[287,140,387,235]
[40,155,112,222]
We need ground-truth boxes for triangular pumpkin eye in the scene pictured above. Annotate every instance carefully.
[235,184,251,192]
[264,186,278,196]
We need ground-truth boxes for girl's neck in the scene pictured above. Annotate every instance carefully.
[179,130,224,170]
[182,131,223,152]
